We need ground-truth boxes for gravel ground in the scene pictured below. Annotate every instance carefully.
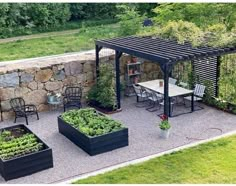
[0,97,236,184]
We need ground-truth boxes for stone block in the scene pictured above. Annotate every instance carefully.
[63,76,78,86]
[1,100,11,111]
[54,70,65,81]
[20,73,34,83]
[38,104,50,112]
[25,90,47,105]
[0,88,15,101]
[45,81,63,91]
[2,111,14,120]
[64,61,82,76]
[86,71,94,82]
[35,69,53,82]
[14,87,31,97]
[28,81,38,90]
[38,82,44,90]
[0,72,19,87]
[83,62,95,73]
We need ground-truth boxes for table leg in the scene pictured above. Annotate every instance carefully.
[169,97,171,117]
[191,93,194,112]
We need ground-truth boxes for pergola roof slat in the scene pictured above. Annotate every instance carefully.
[105,39,189,61]
[109,37,195,61]
[96,36,236,64]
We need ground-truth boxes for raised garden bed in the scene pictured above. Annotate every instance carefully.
[58,108,128,156]
[88,100,122,114]
[0,124,53,181]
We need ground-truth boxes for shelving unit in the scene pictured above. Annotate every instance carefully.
[125,59,142,96]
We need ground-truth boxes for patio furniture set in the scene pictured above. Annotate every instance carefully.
[133,79,206,117]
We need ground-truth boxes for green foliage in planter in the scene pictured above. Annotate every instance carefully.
[87,63,116,109]
[0,130,43,160]
[159,115,171,130]
[159,120,171,130]
[61,108,125,137]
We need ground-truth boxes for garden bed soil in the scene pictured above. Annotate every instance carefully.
[0,124,53,181]
[88,101,122,114]
[58,116,128,156]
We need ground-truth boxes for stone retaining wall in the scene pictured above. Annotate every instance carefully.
[0,50,162,120]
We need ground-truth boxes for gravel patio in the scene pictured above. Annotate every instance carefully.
[0,97,236,184]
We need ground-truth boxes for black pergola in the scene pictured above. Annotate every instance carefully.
[95,36,236,118]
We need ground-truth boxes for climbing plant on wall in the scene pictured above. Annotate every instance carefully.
[219,54,236,104]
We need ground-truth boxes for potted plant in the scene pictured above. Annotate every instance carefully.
[159,114,171,139]
[87,63,117,113]
[131,56,138,63]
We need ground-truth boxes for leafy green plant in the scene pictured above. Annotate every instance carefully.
[159,115,171,130]
[61,108,125,137]
[0,129,43,161]
[87,63,116,109]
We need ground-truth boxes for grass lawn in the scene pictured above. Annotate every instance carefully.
[0,24,120,62]
[75,135,236,184]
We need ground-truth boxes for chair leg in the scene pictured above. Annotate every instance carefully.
[25,116,29,125]
[14,116,17,123]
[36,112,39,120]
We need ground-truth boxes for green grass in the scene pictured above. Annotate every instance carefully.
[0,24,120,62]
[0,18,118,39]
[75,135,236,184]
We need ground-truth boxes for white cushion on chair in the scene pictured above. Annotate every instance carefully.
[184,96,202,101]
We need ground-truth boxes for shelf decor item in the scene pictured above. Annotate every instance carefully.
[159,80,164,87]
[125,57,142,96]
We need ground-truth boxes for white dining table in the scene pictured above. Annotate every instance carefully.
[138,79,194,117]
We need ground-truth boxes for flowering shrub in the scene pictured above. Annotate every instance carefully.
[159,114,171,130]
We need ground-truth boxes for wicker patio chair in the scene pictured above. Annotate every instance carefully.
[63,86,82,112]
[10,97,39,125]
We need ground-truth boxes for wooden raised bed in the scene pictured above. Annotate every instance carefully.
[0,125,53,181]
[58,116,128,156]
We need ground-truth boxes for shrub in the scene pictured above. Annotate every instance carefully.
[87,63,116,109]
[116,4,145,36]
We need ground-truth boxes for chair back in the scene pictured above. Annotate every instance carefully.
[194,84,206,97]
[133,84,142,95]
[10,97,25,112]
[169,77,177,85]
[65,86,82,101]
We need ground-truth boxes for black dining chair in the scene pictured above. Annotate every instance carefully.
[10,97,39,125]
[63,86,82,112]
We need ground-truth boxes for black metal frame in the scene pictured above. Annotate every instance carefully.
[63,86,82,112]
[95,36,236,119]
[10,97,39,125]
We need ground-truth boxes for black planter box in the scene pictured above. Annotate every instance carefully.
[0,124,53,181]
[58,116,129,156]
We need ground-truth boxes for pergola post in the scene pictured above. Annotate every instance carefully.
[115,51,123,109]
[95,45,102,78]
[216,56,221,97]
